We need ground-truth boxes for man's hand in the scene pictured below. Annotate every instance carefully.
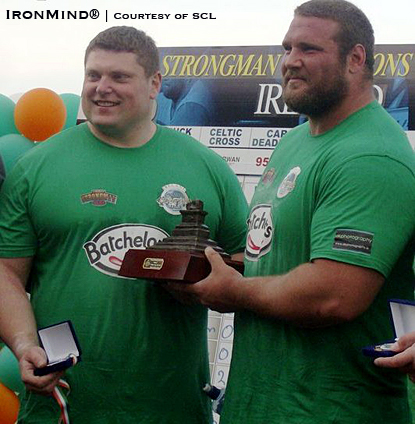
[19,346,64,395]
[374,332,415,382]
[165,247,245,312]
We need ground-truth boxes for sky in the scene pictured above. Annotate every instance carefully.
[0,0,414,97]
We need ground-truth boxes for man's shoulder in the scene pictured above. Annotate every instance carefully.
[317,102,413,168]
[15,124,87,170]
[29,123,86,152]
[46,122,87,144]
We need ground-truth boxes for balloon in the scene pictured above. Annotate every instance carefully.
[0,134,34,175]
[14,88,66,142]
[0,381,19,424]
[0,347,23,393]
[0,95,18,137]
[60,93,81,130]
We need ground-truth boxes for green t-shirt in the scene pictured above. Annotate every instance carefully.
[222,102,415,424]
[0,124,248,424]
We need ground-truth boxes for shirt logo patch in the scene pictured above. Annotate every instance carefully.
[261,168,276,185]
[245,204,273,261]
[81,189,117,207]
[157,184,189,215]
[277,167,301,198]
[83,224,169,277]
[332,229,374,255]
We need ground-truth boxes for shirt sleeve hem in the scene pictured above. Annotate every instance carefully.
[0,249,36,258]
[310,251,389,278]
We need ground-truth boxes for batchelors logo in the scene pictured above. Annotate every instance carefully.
[83,224,169,277]
[245,204,273,261]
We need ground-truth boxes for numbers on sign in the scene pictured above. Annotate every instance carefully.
[221,324,233,339]
[218,347,229,361]
[256,157,269,167]
[217,369,226,385]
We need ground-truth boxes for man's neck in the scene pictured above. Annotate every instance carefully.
[308,86,375,136]
[87,121,157,148]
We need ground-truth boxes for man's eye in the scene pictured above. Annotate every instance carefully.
[86,73,99,81]
[113,74,129,82]
[303,46,319,53]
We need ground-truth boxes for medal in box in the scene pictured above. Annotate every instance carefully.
[34,320,81,376]
[362,299,415,358]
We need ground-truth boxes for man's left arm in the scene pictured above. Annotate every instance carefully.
[168,248,384,327]
[168,156,414,324]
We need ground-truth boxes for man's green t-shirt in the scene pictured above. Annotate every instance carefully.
[0,124,248,424]
[222,102,415,424]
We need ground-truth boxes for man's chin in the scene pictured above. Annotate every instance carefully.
[282,94,306,115]
[89,120,121,136]
[89,117,118,129]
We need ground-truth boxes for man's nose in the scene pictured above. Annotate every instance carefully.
[96,77,113,94]
[282,49,302,70]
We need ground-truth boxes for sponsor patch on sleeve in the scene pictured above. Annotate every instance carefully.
[332,229,374,255]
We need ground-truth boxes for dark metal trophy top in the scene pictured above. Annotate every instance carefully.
[151,199,229,257]
[118,199,242,283]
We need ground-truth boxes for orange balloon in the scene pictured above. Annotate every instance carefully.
[14,88,67,142]
[0,381,19,424]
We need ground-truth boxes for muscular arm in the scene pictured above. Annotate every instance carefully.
[0,257,63,393]
[168,247,384,327]
[0,257,37,356]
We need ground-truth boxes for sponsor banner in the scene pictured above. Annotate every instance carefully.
[245,204,273,261]
[156,44,415,133]
[83,224,169,277]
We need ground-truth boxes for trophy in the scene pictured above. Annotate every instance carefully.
[118,200,244,283]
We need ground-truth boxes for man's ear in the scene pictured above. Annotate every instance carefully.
[150,72,162,99]
[347,44,367,75]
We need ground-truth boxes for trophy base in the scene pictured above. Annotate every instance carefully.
[118,249,244,284]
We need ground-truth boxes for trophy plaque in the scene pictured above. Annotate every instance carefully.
[118,200,244,283]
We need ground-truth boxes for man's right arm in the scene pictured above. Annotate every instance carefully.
[0,257,36,355]
[0,257,63,394]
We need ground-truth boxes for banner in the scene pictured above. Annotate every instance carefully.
[156,45,415,183]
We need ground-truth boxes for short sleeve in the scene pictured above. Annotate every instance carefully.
[310,156,415,276]
[0,161,37,257]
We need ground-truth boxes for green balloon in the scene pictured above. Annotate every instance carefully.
[60,93,81,130]
[0,133,35,175]
[0,94,18,137]
[0,346,23,393]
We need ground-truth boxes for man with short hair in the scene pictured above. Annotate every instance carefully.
[168,1,415,422]
[0,26,248,423]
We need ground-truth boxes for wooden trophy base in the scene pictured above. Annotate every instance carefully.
[118,249,244,284]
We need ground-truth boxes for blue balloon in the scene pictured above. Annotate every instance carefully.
[0,346,23,393]
[0,94,18,137]
[60,93,81,130]
[0,133,34,176]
